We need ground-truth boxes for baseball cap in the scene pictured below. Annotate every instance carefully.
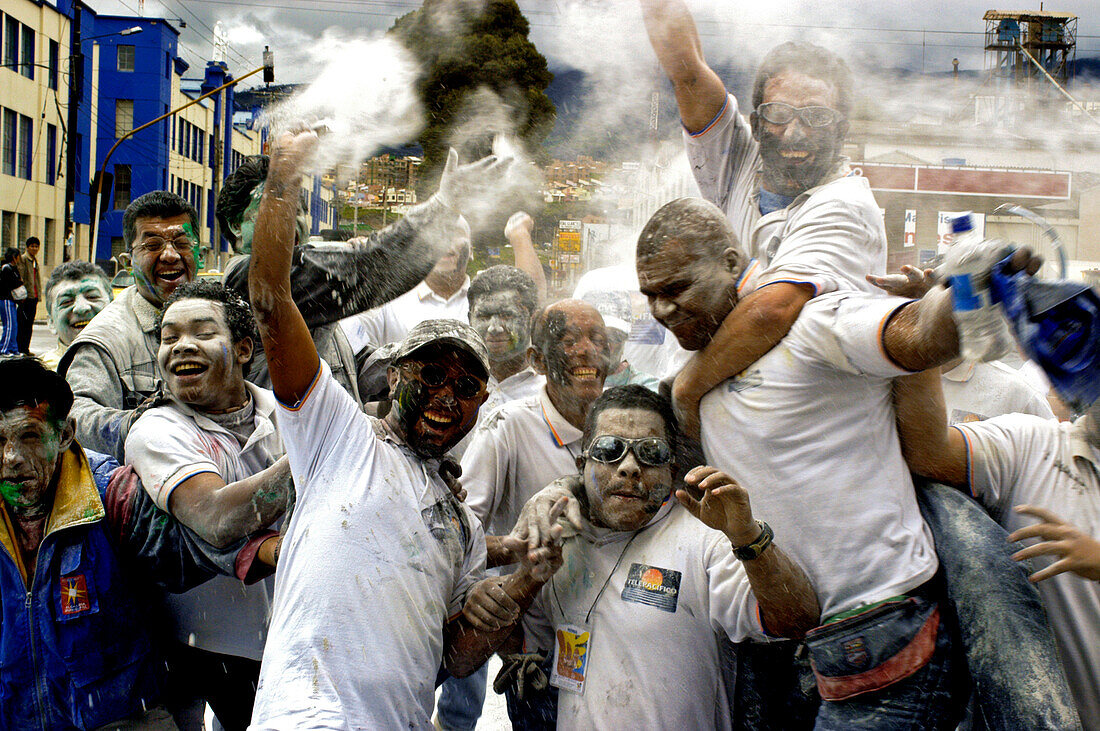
[393,318,491,379]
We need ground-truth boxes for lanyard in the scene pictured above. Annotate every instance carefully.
[552,528,641,625]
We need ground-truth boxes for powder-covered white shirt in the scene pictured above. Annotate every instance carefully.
[340,277,470,352]
[522,502,764,730]
[699,291,938,618]
[941,360,1054,424]
[955,414,1100,727]
[684,93,886,296]
[250,361,486,730]
[124,381,282,661]
[461,386,582,538]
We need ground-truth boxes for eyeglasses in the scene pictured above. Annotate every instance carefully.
[756,102,842,128]
[585,435,673,467]
[134,237,194,255]
[401,362,486,400]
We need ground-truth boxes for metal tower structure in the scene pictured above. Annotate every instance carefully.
[984,10,1077,91]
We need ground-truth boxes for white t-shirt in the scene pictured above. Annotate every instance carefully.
[522,502,764,730]
[461,387,582,538]
[340,278,470,352]
[941,360,1054,424]
[684,93,886,296]
[955,414,1100,727]
[573,264,690,381]
[250,361,486,730]
[699,291,938,619]
[124,382,283,660]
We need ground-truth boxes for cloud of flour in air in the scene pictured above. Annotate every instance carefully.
[262,33,424,173]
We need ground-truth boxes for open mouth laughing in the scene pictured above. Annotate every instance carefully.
[170,361,208,379]
[779,149,811,161]
[156,268,186,287]
[570,366,599,382]
[70,319,92,330]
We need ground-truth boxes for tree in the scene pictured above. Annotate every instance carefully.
[390,0,556,197]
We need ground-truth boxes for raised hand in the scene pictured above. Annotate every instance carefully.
[676,466,759,546]
[1009,505,1100,583]
[267,129,320,186]
[504,211,534,240]
[508,477,584,555]
[435,148,515,212]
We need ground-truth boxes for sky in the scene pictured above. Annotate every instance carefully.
[83,0,1100,89]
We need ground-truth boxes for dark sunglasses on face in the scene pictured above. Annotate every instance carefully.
[585,435,673,467]
[403,362,486,400]
[756,101,842,128]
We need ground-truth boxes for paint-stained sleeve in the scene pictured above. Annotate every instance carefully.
[224,197,455,329]
[449,505,488,617]
[459,408,512,531]
[65,342,133,462]
[124,409,221,513]
[682,93,757,214]
[953,413,1040,515]
[793,292,913,378]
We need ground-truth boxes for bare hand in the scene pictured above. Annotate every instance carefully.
[436,148,515,212]
[1009,505,1100,582]
[866,266,936,299]
[267,129,319,184]
[463,577,522,631]
[505,211,534,240]
[508,477,584,554]
[677,466,758,545]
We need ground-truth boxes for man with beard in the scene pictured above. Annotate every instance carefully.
[640,0,885,433]
[39,261,112,370]
[124,280,290,730]
[247,130,501,728]
[465,385,819,729]
[62,151,510,461]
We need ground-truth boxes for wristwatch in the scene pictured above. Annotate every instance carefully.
[732,521,774,561]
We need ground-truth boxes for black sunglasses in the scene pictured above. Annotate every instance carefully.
[403,362,485,400]
[756,101,841,128]
[585,435,673,467]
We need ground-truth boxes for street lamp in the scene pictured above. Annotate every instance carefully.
[87,48,275,262]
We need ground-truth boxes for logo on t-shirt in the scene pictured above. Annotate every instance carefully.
[59,574,92,616]
[621,563,681,613]
[727,368,762,393]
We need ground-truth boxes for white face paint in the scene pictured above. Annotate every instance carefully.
[48,276,111,347]
[158,299,251,413]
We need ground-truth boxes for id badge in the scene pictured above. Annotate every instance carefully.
[550,621,593,695]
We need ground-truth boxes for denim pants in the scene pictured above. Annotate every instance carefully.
[436,663,488,731]
[915,482,1082,730]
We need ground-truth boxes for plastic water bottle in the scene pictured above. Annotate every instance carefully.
[945,213,1011,362]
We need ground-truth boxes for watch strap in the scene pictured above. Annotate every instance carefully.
[732,520,774,561]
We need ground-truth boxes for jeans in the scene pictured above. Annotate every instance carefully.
[436,663,488,731]
[720,636,819,730]
[162,642,261,731]
[915,482,1082,730]
[813,598,968,730]
[15,298,35,353]
[503,654,558,731]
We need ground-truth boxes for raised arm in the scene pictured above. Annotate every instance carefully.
[505,211,547,303]
[249,131,321,404]
[677,466,819,637]
[166,456,292,548]
[639,0,728,133]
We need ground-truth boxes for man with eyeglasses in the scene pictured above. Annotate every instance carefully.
[639,1,886,435]
[462,385,818,729]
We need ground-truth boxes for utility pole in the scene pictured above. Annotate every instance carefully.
[63,1,83,262]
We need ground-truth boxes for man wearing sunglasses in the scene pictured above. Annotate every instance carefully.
[463,385,818,729]
[246,130,508,728]
[640,1,886,437]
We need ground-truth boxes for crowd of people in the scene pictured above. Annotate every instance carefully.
[1,1,1098,729]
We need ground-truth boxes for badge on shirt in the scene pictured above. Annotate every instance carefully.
[620,563,681,613]
[550,622,593,695]
[59,574,93,617]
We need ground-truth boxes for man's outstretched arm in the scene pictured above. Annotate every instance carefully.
[249,131,321,405]
[639,0,728,133]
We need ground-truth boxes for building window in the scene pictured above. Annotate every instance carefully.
[115,99,133,139]
[4,17,17,70]
[1,212,13,248]
[163,104,169,144]
[44,218,54,261]
[110,236,124,258]
[46,123,56,185]
[2,109,15,177]
[18,114,31,180]
[165,51,170,79]
[114,165,131,210]
[17,214,28,245]
[20,25,33,79]
[117,45,135,72]
[48,39,58,89]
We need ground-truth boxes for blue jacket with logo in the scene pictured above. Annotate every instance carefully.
[0,446,237,730]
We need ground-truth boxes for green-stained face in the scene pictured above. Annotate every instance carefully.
[469,289,531,366]
[230,182,310,254]
[48,276,111,347]
[0,407,73,519]
[130,214,198,306]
